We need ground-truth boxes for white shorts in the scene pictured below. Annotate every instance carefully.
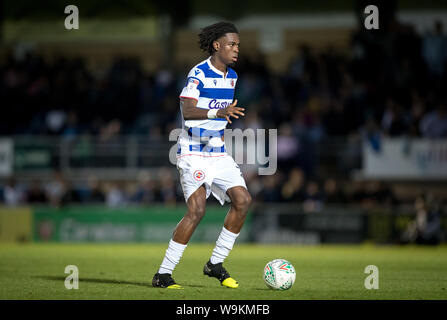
[176,153,247,205]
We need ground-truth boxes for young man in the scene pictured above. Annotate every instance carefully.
[152,22,251,289]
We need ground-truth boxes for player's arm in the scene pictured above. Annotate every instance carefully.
[181,98,245,124]
[181,97,210,120]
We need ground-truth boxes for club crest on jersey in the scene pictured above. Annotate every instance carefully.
[193,170,205,181]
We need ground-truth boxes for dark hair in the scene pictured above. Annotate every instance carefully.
[198,22,238,55]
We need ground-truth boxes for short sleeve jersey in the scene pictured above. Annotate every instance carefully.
[177,57,238,155]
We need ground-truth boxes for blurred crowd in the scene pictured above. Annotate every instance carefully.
[1,19,446,140]
[0,167,400,211]
[1,18,447,209]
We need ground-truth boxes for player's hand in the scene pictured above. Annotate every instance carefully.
[217,99,245,124]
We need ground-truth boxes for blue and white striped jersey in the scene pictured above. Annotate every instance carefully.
[177,57,238,155]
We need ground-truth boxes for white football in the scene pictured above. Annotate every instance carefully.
[263,259,296,290]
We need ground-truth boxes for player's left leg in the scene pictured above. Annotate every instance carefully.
[222,186,252,234]
[204,186,251,288]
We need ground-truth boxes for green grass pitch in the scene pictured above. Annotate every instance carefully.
[1,243,447,300]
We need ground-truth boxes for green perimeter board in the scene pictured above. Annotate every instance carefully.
[32,205,252,243]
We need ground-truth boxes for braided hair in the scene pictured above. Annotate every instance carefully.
[198,22,238,56]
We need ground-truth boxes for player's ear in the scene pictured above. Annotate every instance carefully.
[213,40,220,52]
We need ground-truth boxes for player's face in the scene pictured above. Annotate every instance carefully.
[216,33,240,67]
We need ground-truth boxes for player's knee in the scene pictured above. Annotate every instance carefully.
[187,199,206,223]
[233,192,252,213]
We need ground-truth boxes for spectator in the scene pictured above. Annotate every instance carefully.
[422,20,447,78]
[372,181,398,207]
[82,175,105,203]
[132,171,157,204]
[401,193,442,245]
[45,110,67,135]
[105,181,127,208]
[281,167,305,202]
[258,174,282,203]
[60,180,81,205]
[350,181,367,204]
[276,123,299,170]
[44,171,67,207]
[323,178,347,205]
[62,111,80,141]
[419,102,447,138]
[26,180,48,203]
[302,180,323,213]
[360,117,382,152]
[381,99,411,136]
[362,180,396,208]
[158,167,177,205]
[2,177,25,206]
[408,91,426,136]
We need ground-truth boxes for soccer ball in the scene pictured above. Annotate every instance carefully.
[263,259,296,290]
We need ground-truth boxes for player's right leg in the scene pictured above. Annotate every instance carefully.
[172,185,207,244]
[152,185,207,289]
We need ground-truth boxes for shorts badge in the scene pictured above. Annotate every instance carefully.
[193,170,205,181]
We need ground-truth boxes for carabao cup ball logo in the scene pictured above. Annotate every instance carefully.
[193,170,205,181]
